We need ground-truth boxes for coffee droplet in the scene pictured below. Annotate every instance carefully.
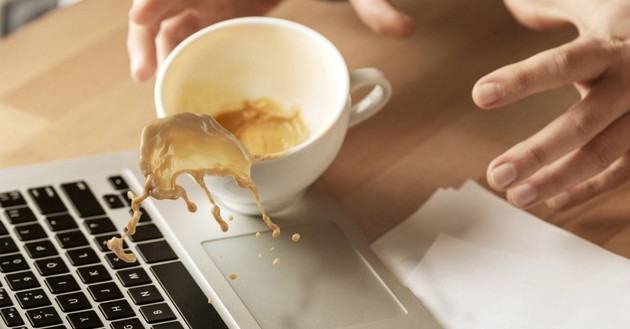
[208,298,213,304]
[229,273,238,280]
[272,257,280,267]
[255,232,261,238]
[292,233,301,242]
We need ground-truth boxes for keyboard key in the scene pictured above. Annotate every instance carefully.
[152,261,227,328]
[5,271,40,291]
[137,240,177,264]
[0,220,7,236]
[129,223,163,242]
[28,186,68,215]
[120,192,132,206]
[109,175,129,191]
[84,216,117,235]
[55,291,91,312]
[77,264,111,284]
[45,274,80,294]
[16,288,51,309]
[66,310,103,329]
[34,257,69,276]
[0,287,13,307]
[61,181,106,218]
[14,223,47,241]
[94,234,125,252]
[25,240,58,258]
[1,307,24,327]
[0,236,18,254]
[140,303,175,324]
[111,318,145,329]
[103,194,125,209]
[117,267,152,287]
[0,190,26,208]
[99,299,135,320]
[66,247,100,266]
[26,306,62,327]
[130,208,152,223]
[5,206,37,224]
[87,281,123,302]
[153,322,186,329]
[56,230,89,249]
[45,213,78,232]
[105,252,139,270]
[128,285,163,305]
[0,254,29,273]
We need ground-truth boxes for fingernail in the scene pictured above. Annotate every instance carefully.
[474,83,502,106]
[510,184,538,208]
[549,192,571,209]
[489,163,517,190]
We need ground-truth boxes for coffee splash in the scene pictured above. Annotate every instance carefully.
[107,112,280,263]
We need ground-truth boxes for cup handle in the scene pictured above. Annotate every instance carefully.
[348,68,392,128]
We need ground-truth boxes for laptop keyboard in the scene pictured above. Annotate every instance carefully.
[0,175,228,328]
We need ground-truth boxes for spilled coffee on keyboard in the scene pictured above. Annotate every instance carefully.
[108,99,309,263]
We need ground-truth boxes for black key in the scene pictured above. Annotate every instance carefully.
[103,194,125,209]
[117,267,152,287]
[128,285,163,305]
[0,287,13,307]
[45,274,81,294]
[153,322,186,329]
[46,326,67,329]
[109,176,129,191]
[104,252,139,270]
[5,206,37,224]
[25,240,58,258]
[130,208,152,223]
[111,318,145,329]
[137,241,177,264]
[61,181,106,218]
[0,236,18,254]
[139,303,175,324]
[99,299,135,320]
[77,264,111,284]
[152,262,227,328]
[34,257,69,276]
[16,288,51,309]
[56,230,89,249]
[66,310,103,329]
[84,217,117,235]
[94,233,127,252]
[130,224,163,242]
[26,306,62,327]
[5,271,40,291]
[28,186,68,215]
[0,190,26,208]
[120,192,132,206]
[1,307,24,327]
[45,213,78,232]
[55,291,91,312]
[87,281,123,302]
[66,247,100,266]
[0,254,29,273]
[0,220,7,236]
[14,223,47,241]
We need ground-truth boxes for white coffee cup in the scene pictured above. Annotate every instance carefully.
[155,17,391,214]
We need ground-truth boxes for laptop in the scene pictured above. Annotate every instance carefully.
[0,150,442,328]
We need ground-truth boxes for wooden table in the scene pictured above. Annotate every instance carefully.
[1,0,628,258]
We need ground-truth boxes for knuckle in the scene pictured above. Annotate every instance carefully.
[512,69,532,93]
[520,143,548,168]
[551,50,570,77]
[566,109,598,141]
[584,141,617,171]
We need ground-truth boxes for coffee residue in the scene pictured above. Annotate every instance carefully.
[292,233,301,242]
[229,273,238,280]
[272,257,281,267]
[107,112,280,263]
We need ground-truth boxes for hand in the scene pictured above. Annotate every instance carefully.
[473,0,630,210]
[127,0,414,82]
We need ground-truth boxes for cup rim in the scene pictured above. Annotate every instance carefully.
[154,16,350,162]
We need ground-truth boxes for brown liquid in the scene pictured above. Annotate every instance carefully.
[214,98,309,155]
[107,112,280,263]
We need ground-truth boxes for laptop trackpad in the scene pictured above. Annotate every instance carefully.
[202,221,405,329]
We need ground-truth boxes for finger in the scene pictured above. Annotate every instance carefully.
[127,21,158,82]
[155,9,201,67]
[472,38,610,108]
[348,0,415,37]
[129,0,197,26]
[502,0,572,30]
[486,81,630,192]
[546,151,630,209]
[505,113,630,208]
